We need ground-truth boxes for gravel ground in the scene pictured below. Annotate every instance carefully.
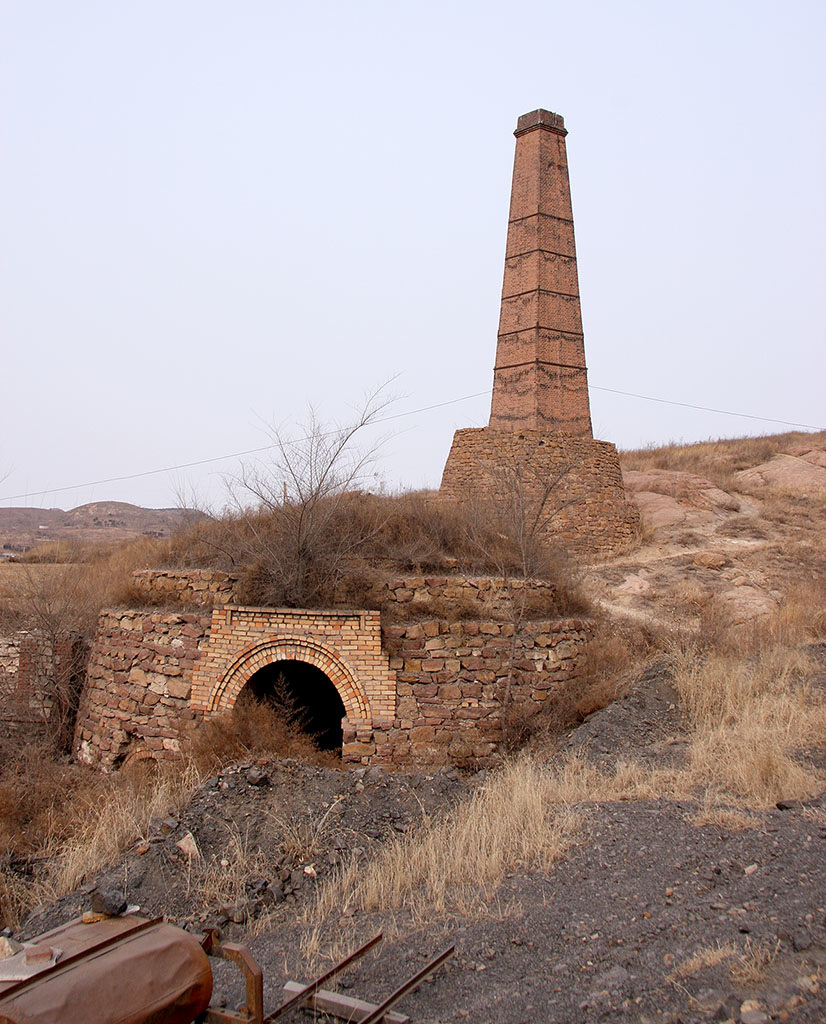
[10,667,826,1024]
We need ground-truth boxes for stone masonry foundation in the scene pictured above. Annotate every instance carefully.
[73,576,593,770]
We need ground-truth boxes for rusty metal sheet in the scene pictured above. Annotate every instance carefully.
[0,915,212,1024]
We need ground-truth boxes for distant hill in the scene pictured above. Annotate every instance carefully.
[0,502,205,555]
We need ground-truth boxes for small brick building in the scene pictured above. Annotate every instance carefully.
[72,571,592,770]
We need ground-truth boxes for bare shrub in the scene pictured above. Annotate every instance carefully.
[185,694,337,774]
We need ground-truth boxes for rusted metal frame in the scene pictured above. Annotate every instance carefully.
[0,916,162,999]
[263,932,383,1022]
[211,942,264,1024]
[357,945,455,1024]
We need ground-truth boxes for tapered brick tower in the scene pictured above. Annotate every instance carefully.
[490,109,592,436]
[441,110,639,554]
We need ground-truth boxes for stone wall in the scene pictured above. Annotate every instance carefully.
[1,630,86,737]
[440,427,640,555]
[368,575,558,618]
[73,610,210,767]
[73,586,592,770]
[351,616,592,768]
[130,569,238,606]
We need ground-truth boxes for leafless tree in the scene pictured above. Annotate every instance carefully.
[230,385,395,608]
[7,563,97,751]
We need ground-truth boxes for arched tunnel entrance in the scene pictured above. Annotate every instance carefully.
[239,659,346,752]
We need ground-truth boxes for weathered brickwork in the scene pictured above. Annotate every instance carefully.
[131,569,238,606]
[1,630,85,734]
[73,610,210,768]
[191,606,396,737]
[490,109,592,436]
[72,575,592,769]
[442,109,639,556]
[441,428,640,554]
[360,617,592,768]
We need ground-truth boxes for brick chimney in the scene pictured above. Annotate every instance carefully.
[489,109,593,437]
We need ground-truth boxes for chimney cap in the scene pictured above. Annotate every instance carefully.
[514,109,567,138]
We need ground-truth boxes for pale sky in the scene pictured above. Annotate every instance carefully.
[2,0,824,510]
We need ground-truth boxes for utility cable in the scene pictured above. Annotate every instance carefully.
[0,385,822,504]
[588,384,825,432]
[0,390,492,503]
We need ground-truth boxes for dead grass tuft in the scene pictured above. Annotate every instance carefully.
[305,757,582,926]
[685,796,757,831]
[195,821,268,912]
[730,937,781,985]
[667,940,738,982]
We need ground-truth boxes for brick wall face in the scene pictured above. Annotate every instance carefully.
[440,427,640,555]
[191,606,396,736]
[489,109,592,436]
[1,631,85,733]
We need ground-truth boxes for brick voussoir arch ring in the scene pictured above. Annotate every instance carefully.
[206,635,371,728]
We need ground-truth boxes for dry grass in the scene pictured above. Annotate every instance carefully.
[48,762,201,896]
[304,757,582,927]
[667,940,738,982]
[685,796,757,832]
[730,937,781,985]
[775,581,826,644]
[620,430,826,493]
[0,736,202,929]
[195,821,268,912]
[269,798,345,864]
[670,644,826,807]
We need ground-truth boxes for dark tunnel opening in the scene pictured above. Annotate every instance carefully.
[240,658,345,752]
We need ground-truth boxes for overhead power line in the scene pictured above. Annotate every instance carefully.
[0,390,492,503]
[0,385,822,504]
[588,384,825,432]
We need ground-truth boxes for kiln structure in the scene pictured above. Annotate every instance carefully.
[441,109,639,552]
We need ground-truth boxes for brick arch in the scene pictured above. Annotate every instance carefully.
[206,636,371,729]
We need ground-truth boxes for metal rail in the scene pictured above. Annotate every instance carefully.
[263,932,383,1021]
[357,945,455,1024]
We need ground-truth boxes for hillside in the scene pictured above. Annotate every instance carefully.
[2,429,825,1023]
[0,501,205,555]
